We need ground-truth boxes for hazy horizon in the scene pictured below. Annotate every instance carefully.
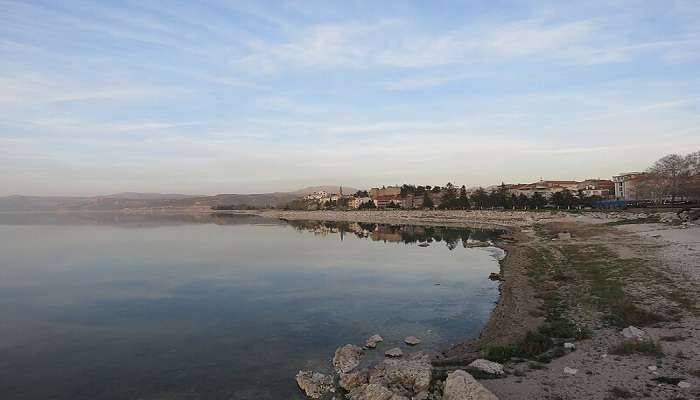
[2,1,699,196]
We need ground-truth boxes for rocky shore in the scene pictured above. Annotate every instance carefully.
[257,209,700,399]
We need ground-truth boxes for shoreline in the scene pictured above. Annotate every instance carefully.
[244,208,700,399]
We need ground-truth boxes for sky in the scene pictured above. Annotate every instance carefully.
[1,0,700,196]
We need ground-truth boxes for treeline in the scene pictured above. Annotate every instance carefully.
[402,183,601,210]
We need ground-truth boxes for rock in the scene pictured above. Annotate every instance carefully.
[488,272,503,281]
[366,334,384,349]
[647,365,658,371]
[370,351,432,395]
[404,336,421,346]
[563,367,578,375]
[558,232,572,240]
[442,370,498,400]
[340,370,370,391]
[621,326,645,339]
[390,395,409,400]
[385,348,403,358]
[468,359,505,376]
[295,370,334,399]
[564,342,575,349]
[333,344,364,374]
[347,383,394,400]
[418,243,429,247]
[678,381,691,389]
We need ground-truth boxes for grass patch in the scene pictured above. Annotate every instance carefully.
[609,339,664,356]
[604,299,668,327]
[485,332,555,363]
[652,376,684,385]
[608,387,634,398]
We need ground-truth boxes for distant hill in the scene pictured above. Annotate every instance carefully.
[293,185,359,195]
[0,192,302,212]
[0,195,86,212]
[0,186,366,212]
[101,192,202,200]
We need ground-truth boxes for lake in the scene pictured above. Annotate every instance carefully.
[0,213,504,400]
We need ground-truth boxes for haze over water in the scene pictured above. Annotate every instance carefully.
[0,214,503,399]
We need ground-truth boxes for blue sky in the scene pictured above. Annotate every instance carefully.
[1,0,699,195]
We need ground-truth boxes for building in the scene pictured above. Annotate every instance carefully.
[347,196,372,209]
[369,186,401,199]
[508,180,578,198]
[303,190,328,201]
[373,195,402,208]
[613,172,648,200]
[578,179,614,198]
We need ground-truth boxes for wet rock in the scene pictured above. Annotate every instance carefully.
[295,370,334,399]
[621,326,645,339]
[366,334,384,349]
[333,344,364,374]
[468,359,505,376]
[404,336,421,346]
[488,272,502,281]
[347,383,394,400]
[385,348,403,358]
[442,370,498,400]
[340,370,369,391]
[563,367,578,375]
[418,243,430,247]
[370,351,432,395]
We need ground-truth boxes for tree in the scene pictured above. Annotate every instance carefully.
[422,191,434,208]
[529,192,546,209]
[470,187,489,209]
[551,189,575,209]
[439,183,458,209]
[459,185,470,209]
[647,153,693,203]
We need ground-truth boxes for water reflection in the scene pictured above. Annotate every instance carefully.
[0,214,503,400]
[286,220,504,250]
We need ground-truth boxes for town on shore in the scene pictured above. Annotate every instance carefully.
[283,152,700,213]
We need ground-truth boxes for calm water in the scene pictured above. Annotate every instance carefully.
[0,213,504,400]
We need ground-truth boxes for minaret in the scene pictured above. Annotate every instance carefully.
[340,186,343,197]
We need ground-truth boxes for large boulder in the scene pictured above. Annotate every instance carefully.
[385,348,403,358]
[333,344,364,374]
[369,351,432,395]
[467,359,505,376]
[443,370,498,400]
[347,383,394,400]
[295,370,334,399]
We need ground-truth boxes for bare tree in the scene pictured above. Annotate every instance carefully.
[647,154,693,202]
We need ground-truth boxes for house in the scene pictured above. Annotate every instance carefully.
[613,172,648,200]
[508,180,578,198]
[578,179,614,198]
[373,195,402,208]
[347,197,372,209]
